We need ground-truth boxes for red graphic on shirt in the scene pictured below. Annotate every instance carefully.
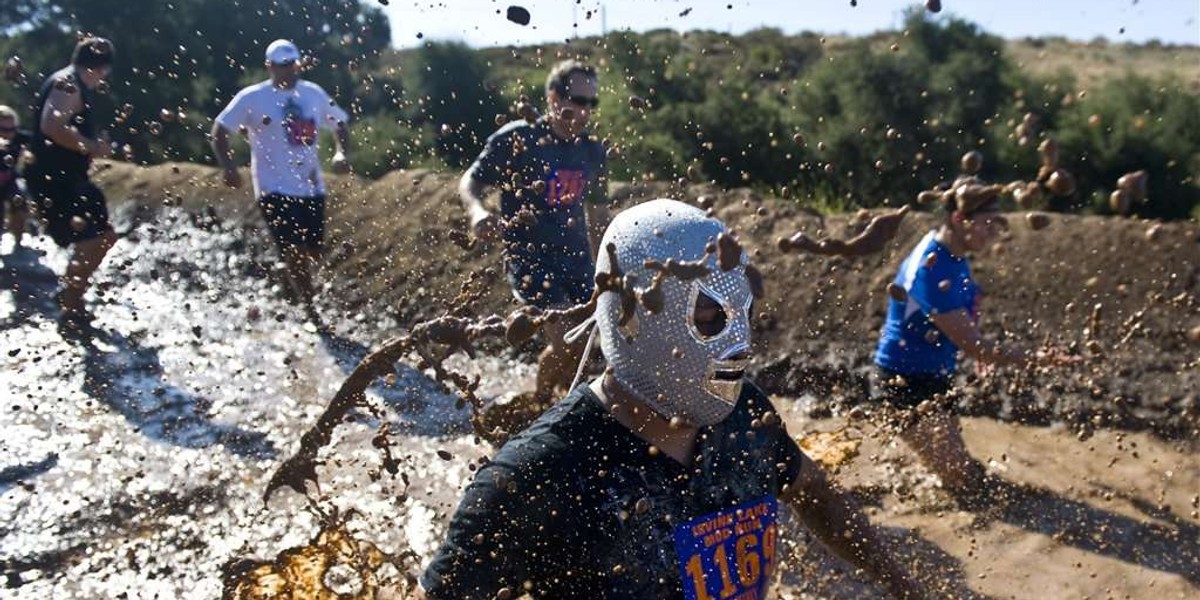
[282,98,318,147]
[546,169,586,207]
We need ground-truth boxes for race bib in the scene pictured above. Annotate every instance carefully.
[674,496,779,600]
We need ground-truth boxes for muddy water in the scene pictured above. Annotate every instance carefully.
[2,201,1197,599]
[0,205,532,598]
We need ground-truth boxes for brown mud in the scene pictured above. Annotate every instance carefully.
[0,160,1193,598]
[91,157,1199,446]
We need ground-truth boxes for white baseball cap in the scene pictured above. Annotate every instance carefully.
[265,39,300,65]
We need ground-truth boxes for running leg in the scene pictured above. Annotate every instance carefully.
[899,410,988,497]
[60,228,116,313]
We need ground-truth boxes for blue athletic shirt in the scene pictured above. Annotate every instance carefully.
[467,117,607,278]
[875,230,979,377]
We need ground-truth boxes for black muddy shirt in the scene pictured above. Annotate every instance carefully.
[28,67,97,185]
[421,382,806,599]
[466,117,607,298]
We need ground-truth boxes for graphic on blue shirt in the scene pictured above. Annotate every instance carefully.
[674,496,779,600]
[546,168,587,207]
[875,230,979,376]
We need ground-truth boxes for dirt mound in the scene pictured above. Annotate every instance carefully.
[93,161,1200,438]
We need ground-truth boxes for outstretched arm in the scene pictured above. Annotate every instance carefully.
[459,172,498,242]
[784,453,923,599]
[929,309,1076,368]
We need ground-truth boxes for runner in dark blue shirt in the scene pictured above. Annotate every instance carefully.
[0,105,31,249]
[872,181,1077,505]
[460,60,611,410]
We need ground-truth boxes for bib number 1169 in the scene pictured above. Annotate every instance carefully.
[674,497,779,600]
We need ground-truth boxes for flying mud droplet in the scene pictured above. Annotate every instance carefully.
[716,231,741,271]
[436,449,453,461]
[628,95,648,110]
[887,282,908,303]
[3,55,24,83]
[1107,189,1132,215]
[938,279,951,292]
[1187,325,1200,343]
[517,101,539,124]
[1046,169,1076,197]
[926,0,942,13]
[960,150,983,175]
[1038,138,1059,170]
[778,206,909,257]
[1144,224,1162,243]
[70,215,88,232]
[744,264,765,299]
[1013,181,1043,210]
[504,308,541,346]
[506,5,531,26]
[1117,169,1148,203]
[634,497,652,515]
[1026,211,1052,231]
[792,132,804,145]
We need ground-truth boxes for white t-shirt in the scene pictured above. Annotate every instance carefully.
[215,79,348,198]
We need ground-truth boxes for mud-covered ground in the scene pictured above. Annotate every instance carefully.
[1,162,1198,598]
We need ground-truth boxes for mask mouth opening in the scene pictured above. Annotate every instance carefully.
[710,366,745,381]
[704,350,750,406]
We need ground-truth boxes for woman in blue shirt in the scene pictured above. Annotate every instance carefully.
[874,187,1077,505]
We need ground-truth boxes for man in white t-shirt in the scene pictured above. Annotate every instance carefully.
[211,39,350,315]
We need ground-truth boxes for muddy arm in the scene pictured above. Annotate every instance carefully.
[784,453,924,599]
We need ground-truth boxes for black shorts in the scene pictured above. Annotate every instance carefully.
[869,367,952,410]
[27,174,110,247]
[259,193,324,250]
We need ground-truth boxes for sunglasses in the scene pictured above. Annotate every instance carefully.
[567,95,600,109]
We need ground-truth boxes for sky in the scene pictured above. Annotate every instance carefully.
[382,0,1200,49]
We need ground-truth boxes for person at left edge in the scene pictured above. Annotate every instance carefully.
[0,104,32,250]
[211,39,350,321]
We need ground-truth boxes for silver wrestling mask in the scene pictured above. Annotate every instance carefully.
[594,199,753,427]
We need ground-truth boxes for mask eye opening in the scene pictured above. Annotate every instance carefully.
[691,288,728,339]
